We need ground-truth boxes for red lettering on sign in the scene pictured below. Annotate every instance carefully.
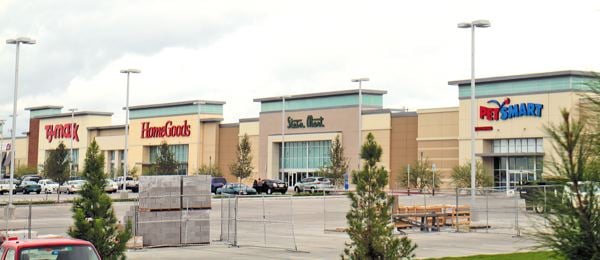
[44,123,80,143]
[141,120,191,139]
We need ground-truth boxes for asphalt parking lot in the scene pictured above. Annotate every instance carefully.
[0,193,543,259]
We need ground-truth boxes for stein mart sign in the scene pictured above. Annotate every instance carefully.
[45,123,79,143]
[141,120,191,138]
[480,98,544,121]
[287,115,325,129]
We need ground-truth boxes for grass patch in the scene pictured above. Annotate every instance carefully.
[426,251,561,260]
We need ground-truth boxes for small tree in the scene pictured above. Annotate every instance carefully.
[398,159,440,193]
[152,141,178,175]
[16,165,38,178]
[343,133,417,259]
[43,142,70,202]
[229,134,253,183]
[318,135,348,188]
[69,139,131,260]
[197,164,222,177]
[532,109,600,259]
[450,161,493,190]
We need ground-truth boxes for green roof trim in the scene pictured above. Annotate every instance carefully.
[260,94,383,112]
[129,103,223,119]
[457,76,595,99]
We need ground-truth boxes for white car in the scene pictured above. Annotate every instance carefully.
[59,180,86,194]
[105,179,118,193]
[38,179,59,194]
[0,179,16,195]
[293,177,333,193]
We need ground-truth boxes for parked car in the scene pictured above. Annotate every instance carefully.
[519,180,564,213]
[104,179,118,193]
[294,177,333,193]
[115,176,139,192]
[21,175,42,183]
[59,180,86,194]
[0,179,16,195]
[38,179,60,194]
[19,181,41,194]
[211,177,227,194]
[216,183,257,195]
[253,179,288,194]
[0,238,100,260]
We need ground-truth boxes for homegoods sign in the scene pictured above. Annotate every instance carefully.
[287,115,325,129]
[141,120,191,138]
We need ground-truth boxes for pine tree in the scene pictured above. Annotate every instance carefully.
[153,141,178,175]
[43,142,70,202]
[69,139,131,260]
[319,135,349,188]
[343,133,417,259]
[229,134,253,183]
[533,109,600,259]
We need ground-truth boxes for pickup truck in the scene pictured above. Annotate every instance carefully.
[115,176,139,192]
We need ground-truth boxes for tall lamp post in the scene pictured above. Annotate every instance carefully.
[351,78,369,172]
[458,20,490,198]
[6,37,35,207]
[0,120,5,178]
[120,69,140,192]
[194,101,206,174]
[68,108,78,177]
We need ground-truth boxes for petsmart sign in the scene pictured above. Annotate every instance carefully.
[479,98,543,121]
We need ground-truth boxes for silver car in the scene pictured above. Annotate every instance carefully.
[294,177,333,193]
[59,180,86,194]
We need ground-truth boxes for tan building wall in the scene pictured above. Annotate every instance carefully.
[258,107,361,180]
[389,114,418,190]
[237,121,260,184]
[362,112,391,185]
[218,124,239,182]
[458,92,582,177]
[127,114,222,175]
[417,107,460,187]
[37,115,112,171]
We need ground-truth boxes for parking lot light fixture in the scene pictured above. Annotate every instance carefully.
[120,69,140,192]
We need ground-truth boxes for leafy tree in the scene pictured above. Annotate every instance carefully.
[317,135,348,188]
[450,160,493,189]
[533,109,600,259]
[69,139,132,260]
[197,164,222,177]
[151,141,178,175]
[116,166,139,179]
[229,134,253,183]
[343,133,417,259]
[398,158,441,193]
[43,142,70,202]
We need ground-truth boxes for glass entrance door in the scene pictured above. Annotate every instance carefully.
[508,170,536,188]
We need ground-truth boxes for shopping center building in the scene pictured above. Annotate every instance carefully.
[0,70,597,189]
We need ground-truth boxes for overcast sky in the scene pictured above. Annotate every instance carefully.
[1,0,599,135]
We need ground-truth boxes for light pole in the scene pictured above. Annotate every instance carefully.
[351,78,369,172]
[458,20,491,198]
[6,37,35,207]
[194,101,206,174]
[0,120,4,178]
[280,95,290,185]
[120,69,140,192]
[68,108,77,177]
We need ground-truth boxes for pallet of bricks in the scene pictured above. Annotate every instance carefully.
[124,175,211,247]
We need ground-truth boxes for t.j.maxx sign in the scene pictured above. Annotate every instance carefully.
[287,115,325,129]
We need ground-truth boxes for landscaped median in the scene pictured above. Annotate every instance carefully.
[426,251,561,260]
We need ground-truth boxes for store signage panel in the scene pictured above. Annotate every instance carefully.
[287,115,325,129]
[45,123,79,143]
[141,120,191,138]
[480,98,543,121]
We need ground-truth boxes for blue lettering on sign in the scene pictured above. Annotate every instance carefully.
[480,97,544,121]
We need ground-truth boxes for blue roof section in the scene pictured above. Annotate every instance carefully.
[255,89,386,113]
[128,100,224,119]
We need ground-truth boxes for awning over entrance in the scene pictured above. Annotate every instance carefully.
[476,152,545,157]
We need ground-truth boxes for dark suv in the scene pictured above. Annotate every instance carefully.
[254,179,288,194]
[519,180,564,213]
[211,177,227,194]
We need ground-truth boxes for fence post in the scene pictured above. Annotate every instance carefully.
[485,188,489,233]
[543,185,547,226]
[514,189,520,237]
[28,202,32,239]
[220,195,224,241]
[455,188,459,232]
[262,193,267,248]
[323,187,326,233]
[233,195,238,247]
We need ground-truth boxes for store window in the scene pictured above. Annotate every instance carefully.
[280,140,331,170]
[149,144,189,175]
[492,138,543,154]
[70,149,79,173]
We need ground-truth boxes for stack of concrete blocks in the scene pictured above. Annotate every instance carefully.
[124,175,211,247]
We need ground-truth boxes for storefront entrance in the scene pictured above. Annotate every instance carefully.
[493,156,542,190]
[278,172,316,187]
